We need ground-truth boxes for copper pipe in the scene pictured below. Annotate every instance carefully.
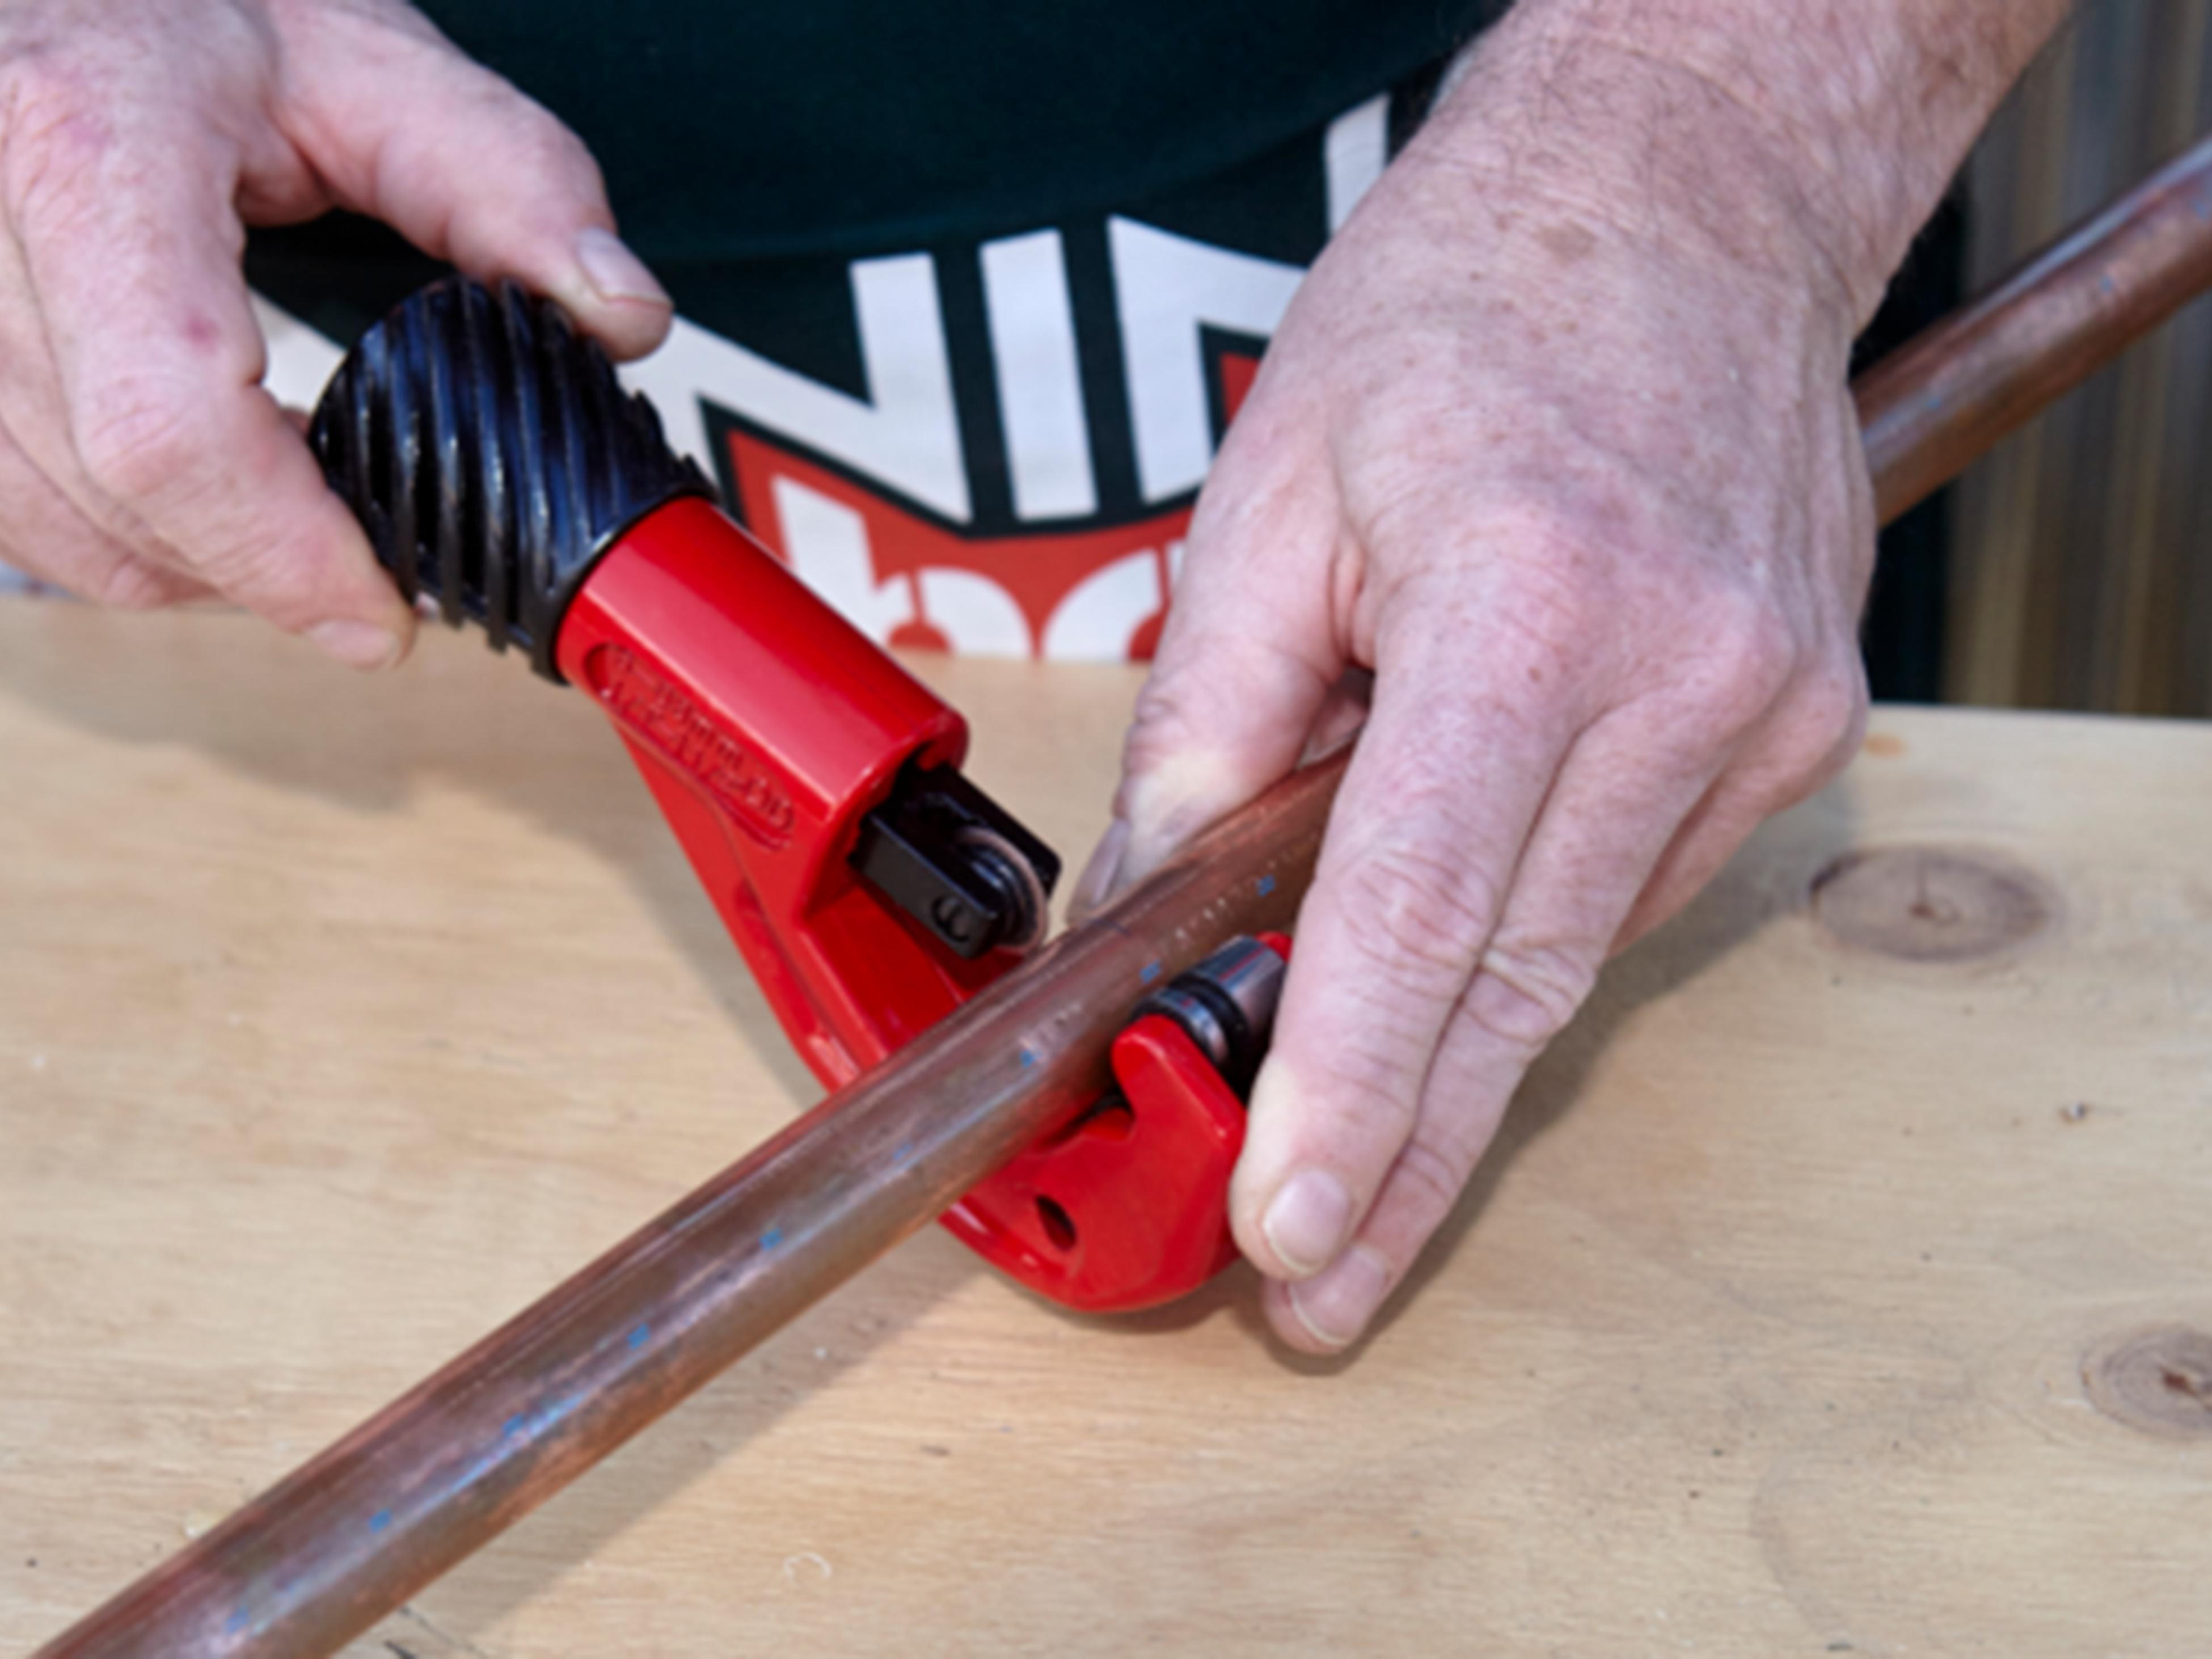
[41,134,2212,1659]
[1858,130,2212,523]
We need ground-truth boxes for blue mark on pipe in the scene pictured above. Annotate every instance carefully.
[500,1398,575,1442]
[370,1508,393,1535]
[628,1323,651,1350]
[1141,961,1162,984]
[1019,1047,1037,1069]
[1257,874,1276,897]
[450,1394,586,1491]
[760,1226,784,1251]
[226,1609,249,1635]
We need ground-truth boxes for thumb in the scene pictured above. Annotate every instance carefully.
[275,3,673,360]
[1072,445,1343,918]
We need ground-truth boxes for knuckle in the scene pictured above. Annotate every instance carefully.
[73,379,205,505]
[528,113,602,194]
[1771,652,1869,796]
[1336,835,1504,999]
[1390,1134,1471,1229]
[471,74,603,195]
[1681,590,1800,729]
[1,58,112,227]
[1412,539,1594,666]
[191,512,333,620]
[1299,995,1442,1134]
[1486,589,1589,696]
[91,555,174,610]
[1798,653,1867,747]
[1464,934,1598,1053]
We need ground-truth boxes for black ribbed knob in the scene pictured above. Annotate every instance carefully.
[308,276,714,681]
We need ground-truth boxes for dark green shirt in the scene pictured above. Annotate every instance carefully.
[421,1,1501,260]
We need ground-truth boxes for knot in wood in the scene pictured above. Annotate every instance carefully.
[1809,846,2054,963]
[2084,1325,2212,1439]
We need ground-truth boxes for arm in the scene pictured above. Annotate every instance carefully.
[1077,0,2074,1352]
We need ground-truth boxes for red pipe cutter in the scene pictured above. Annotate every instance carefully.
[310,276,1289,1312]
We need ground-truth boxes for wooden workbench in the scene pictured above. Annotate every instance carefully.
[2,600,2208,1657]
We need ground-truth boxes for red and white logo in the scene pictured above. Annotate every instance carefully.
[610,95,1389,660]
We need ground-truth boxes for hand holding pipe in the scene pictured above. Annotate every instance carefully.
[40,129,2212,1659]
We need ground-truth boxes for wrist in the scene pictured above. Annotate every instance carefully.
[1420,0,2071,328]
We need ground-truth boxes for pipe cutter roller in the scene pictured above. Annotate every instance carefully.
[309,276,1286,1312]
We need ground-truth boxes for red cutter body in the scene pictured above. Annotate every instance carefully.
[556,496,1001,1081]
[556,496,1277,1312]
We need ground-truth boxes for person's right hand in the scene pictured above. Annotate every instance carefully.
[0,0,672,665]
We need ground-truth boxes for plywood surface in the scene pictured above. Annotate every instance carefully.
[1,601,2209,1657]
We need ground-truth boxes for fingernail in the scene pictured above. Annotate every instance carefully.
[1260,1168,1354,1277]
[309,619,403,670]
[1069,818,1132,922]
[1286,1244,1393,1350]
[576,227,670,309]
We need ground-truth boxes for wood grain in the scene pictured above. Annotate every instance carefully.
[1948,3,2212,715]
[3,601,2210,1656]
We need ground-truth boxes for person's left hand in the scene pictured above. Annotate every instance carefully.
[1069,24,1879,1354]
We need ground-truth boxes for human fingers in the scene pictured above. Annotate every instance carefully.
[1070,413,1344,918]
[0,410,214,608]
[273,0,672,360]
[1614,656,1868,950]
[1246,704,1734,1352]
[3,97,415,662]
[1223,571,1593,1289]
[1246,620,1863,1352]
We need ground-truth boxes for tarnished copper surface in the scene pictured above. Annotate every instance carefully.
[41,140,2212,1658]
